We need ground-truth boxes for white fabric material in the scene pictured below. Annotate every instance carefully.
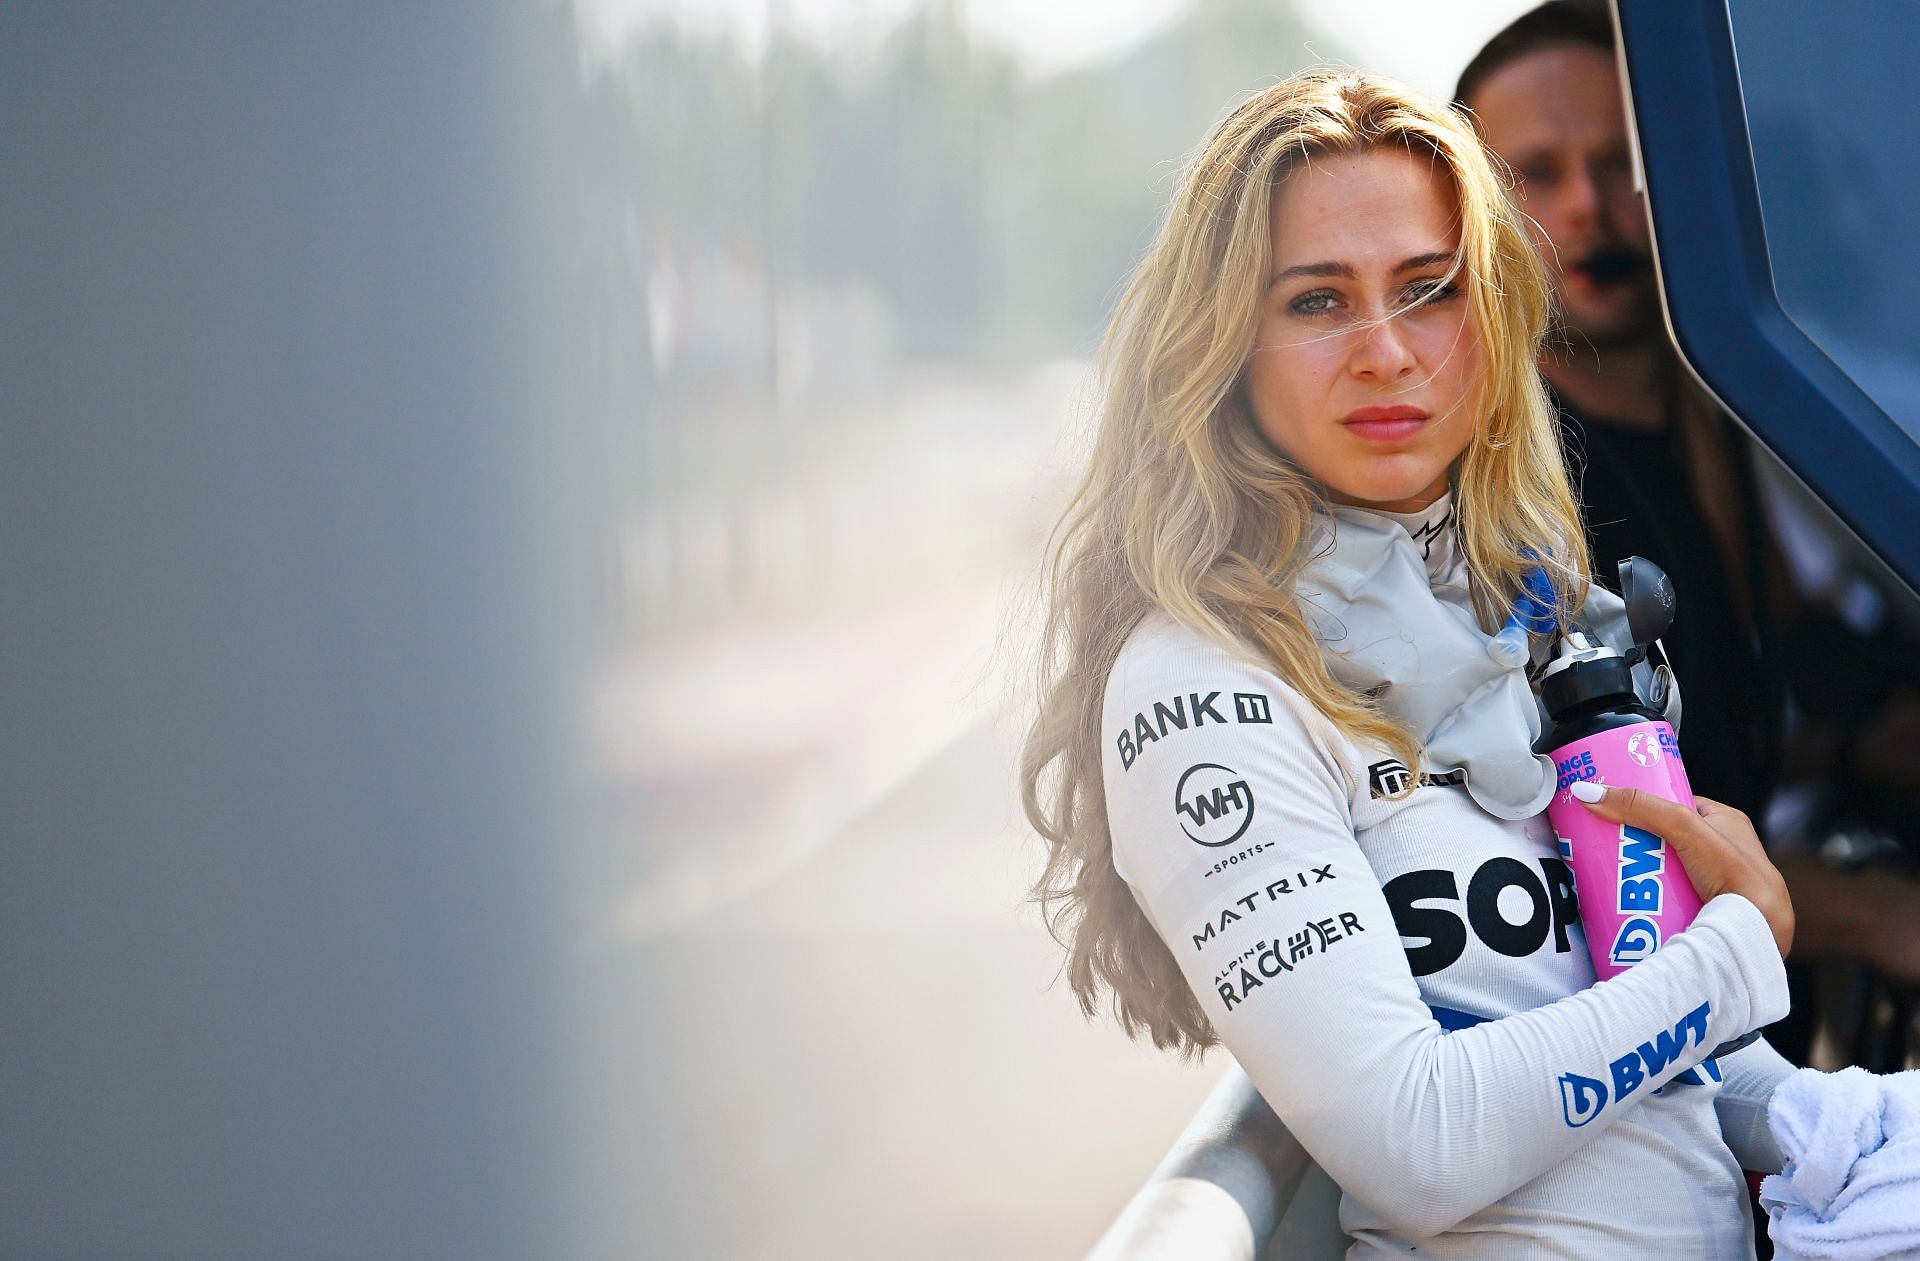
[1103,615,1792,1258]
[1293,504,1651,821]
[1760,1067,1920,1260]
[1369,493,1458,584]
[1717,1036,1798,1175]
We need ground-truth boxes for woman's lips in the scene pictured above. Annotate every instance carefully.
[1342,406,1428,442]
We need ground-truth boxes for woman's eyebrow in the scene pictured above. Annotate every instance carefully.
[1269,252,1458,286]
[1270,260,1355,285]
[1397,251,1457,272]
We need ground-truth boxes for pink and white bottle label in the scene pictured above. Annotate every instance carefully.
[1544,721,1704,981]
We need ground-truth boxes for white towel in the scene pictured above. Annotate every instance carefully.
[1761,1065,1920,1260]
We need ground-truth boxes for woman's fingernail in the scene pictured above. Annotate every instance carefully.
[1570,781,1607,803]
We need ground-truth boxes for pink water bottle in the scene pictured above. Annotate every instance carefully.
[1538,629,1704,980]
[1534,559,1759,1061]
[1538,559,1759,1057]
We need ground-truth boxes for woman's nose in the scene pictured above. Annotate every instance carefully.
[1349,314,1418,380]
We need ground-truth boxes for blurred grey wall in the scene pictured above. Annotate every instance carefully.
[0,5,577,1257]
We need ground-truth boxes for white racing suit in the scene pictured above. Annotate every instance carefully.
[1102,496,1794,1259]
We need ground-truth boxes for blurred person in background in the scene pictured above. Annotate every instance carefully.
[1024,68,1799,1256]
[1457,0,1920,1068]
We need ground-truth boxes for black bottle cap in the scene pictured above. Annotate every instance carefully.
[1540,649,1638,720]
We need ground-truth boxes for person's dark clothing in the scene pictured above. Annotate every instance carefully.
[1556,388,1920,1084]
[1555,391,1776,820]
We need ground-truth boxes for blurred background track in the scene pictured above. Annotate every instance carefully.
[581,710,1221,1259]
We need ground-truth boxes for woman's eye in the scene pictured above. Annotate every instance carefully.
[1404,279,1461,307]
[1288,290,1341,316]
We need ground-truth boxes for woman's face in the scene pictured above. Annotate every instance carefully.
[1244,146,1483,513]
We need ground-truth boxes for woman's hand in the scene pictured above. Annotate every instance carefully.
[1571,783,1795,958]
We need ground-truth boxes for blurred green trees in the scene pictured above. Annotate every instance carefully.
[621,0,1342,369]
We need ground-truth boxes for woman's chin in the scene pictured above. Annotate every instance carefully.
[1326,475,1450,513]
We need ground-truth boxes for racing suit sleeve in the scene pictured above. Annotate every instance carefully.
[1102,638,1793,1240]
[1713,1036,1796,1173]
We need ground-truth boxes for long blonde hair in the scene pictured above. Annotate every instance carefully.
[1021,69,1587,1055]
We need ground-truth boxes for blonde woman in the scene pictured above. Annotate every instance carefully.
[1024,70,1797,1257]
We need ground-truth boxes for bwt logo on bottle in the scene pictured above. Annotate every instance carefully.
[1607,825,1669,966]
[1610,916,1662,967]
[1617,825,1666,915]
[1174,763,1255,847]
